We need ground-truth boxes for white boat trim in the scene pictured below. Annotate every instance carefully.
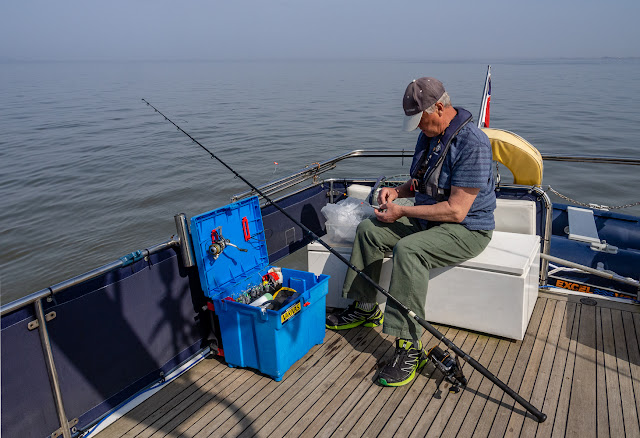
[83,348,211,437]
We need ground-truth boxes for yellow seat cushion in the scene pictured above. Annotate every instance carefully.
[483,128,543,186]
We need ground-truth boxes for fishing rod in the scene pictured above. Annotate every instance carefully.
[142,99,547,423]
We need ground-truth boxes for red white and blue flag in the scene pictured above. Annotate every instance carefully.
[478,66,491,128]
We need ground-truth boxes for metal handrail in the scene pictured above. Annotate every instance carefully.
[231,149,640,202]
[231,149,415,202]
[541,155,640,165]
[0,238,179,317]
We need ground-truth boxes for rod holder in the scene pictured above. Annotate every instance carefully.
[175,213,196,268]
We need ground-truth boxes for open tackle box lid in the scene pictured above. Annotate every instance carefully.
[190,196,269,298]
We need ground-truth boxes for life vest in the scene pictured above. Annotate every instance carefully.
[410,107,473,201]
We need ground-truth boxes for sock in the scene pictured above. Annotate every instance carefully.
[356,302,376,311]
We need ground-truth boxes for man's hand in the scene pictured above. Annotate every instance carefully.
[377,187,399,206]
[375,201,403,223]
[374,185,480,224]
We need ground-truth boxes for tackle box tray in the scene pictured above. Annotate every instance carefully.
[190,197,329,381]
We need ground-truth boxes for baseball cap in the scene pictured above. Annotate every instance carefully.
[402,77,446,131]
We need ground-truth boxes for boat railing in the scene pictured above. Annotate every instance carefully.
[540,154,640,165]
[0,238,179,317]
[230,149,414,202]
[231,149,640,202]
[0,236,181,438]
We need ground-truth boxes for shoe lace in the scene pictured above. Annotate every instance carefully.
[393,343,422,372]
[337,303,365,322]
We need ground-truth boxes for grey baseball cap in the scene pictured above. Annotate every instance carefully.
[402,77,446,131]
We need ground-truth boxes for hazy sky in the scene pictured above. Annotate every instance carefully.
[1,0,638,61]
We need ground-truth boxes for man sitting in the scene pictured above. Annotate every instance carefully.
[326,77,496,387]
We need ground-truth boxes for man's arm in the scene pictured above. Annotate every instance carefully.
[375,186,480,224]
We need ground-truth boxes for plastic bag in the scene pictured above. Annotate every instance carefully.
[321,197,375,243]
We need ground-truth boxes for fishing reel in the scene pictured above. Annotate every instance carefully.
[427,346,467,393]
[208,227,247,260]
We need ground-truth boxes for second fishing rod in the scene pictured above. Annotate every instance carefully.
[142,99,547,423]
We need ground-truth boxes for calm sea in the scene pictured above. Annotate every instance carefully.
[1,59,639,303]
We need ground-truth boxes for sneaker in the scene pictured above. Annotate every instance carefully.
[378,339,427,387]
[325,302,383,330]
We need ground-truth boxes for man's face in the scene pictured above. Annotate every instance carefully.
[417,108,443,137]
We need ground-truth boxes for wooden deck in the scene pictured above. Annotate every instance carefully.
[96,291,640,438]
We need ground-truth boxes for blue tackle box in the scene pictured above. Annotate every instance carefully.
[190,196,329,381]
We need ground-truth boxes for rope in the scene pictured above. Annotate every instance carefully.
[546,186,640,210]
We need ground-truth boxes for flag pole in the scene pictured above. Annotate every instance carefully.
[477,65,491,128]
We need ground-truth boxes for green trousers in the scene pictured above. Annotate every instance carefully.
[342,217,492,340]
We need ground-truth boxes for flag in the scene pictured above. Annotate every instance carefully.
[478,66,491,128]
[483,75,491,127]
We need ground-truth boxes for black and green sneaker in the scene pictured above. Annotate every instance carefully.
[325,302,384,330]
[378,339,427,387]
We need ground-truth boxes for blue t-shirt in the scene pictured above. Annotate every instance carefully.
[410,119,496,230]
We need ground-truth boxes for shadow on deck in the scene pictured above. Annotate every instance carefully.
[96,291,640,438]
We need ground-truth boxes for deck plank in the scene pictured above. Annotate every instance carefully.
[346,328,440,438]
[385,327,461,438]
[490,298,557,438]
[145,365,249,438]
[423,335,500,438]
[234,328,380,438]
[601,307,625,438]
[285,329,396,438]
[262,326,389,438]
[533,301,576,438]
[595,304,611,438]
[517,300,566,438]
[470,297,545,438]
[485,297,555,438]
[566,303,598,437]
[94,294,640,438]
[408,330,476,438]
[550,301,581,438]
[196,330,341,438]
[127,360,234,438]
[220,328,362,438]
[171,367,258,437]
[452,337,510,438]
[611,309,640,438]
[389,328,466,438]
[94,357,224,437]
[623,311,640,436]
[311,338,398,438]
[424,334,491,438]
[317,326,455,438]
[180,372,268,437]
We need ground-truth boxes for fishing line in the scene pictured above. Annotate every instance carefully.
[142,99,547,423]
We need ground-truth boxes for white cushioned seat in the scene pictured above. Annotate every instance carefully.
[308,198,541,340]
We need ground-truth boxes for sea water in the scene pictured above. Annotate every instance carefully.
[1,58,639,302]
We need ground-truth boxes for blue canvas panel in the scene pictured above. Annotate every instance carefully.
[1,306,61,438]
[262,184,330,263]
[41,249,204,431]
